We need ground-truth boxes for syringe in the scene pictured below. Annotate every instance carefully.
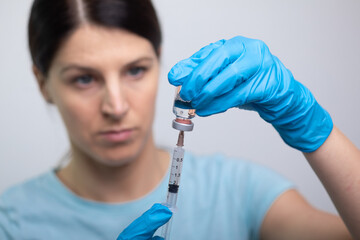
[160,130,185,240]
[160,86,195,239]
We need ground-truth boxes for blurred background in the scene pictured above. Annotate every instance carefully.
[0,0,359,214]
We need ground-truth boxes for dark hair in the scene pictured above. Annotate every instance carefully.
[28,0,162,76]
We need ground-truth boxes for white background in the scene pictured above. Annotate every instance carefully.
[0,0,359,214]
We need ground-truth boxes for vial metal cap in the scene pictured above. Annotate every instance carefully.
[172,119,194,131]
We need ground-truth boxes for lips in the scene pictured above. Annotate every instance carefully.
[98,128,135,143]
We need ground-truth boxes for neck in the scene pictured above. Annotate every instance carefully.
[57,134,170,203]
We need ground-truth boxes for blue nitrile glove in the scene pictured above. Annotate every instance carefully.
[168,36,333,152]
[117,203,172,240]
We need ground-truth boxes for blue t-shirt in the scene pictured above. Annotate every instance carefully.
[0,152,294,240]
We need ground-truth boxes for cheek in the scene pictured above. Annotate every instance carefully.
[129,77,159,123]
[134,86,157,118]
[55,94,100,139]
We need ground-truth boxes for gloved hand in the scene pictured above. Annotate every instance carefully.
[117,203,172,240]
[168,36,333,152]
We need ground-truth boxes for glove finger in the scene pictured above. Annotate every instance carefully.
[179,38,245,101]
[190,40,267,109]
[195,79,261,117]
[195,91,240,117]
[117,204,172,240]
[190,62,243,108]
[168,39,225,86]
[190,37,275,111]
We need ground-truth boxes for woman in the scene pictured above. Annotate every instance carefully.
[0,0,359,239]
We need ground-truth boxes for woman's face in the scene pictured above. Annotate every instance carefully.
[41,25,160,166]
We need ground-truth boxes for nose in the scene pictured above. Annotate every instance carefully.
[101,79,129,121]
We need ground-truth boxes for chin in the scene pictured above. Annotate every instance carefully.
[72,129,152,168]
[96,153,137,167]
[91,139,146,167]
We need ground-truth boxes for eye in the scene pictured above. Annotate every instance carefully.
[127,66,147,78]
[73,75,94,88]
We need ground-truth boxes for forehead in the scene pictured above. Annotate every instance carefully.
[53,24,156,65]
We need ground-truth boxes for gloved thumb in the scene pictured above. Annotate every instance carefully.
[117,203,172,240]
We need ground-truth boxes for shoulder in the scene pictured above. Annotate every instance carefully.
[0,171,55,239]
[1,171,54,206]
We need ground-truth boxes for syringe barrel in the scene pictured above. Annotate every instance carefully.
[169,146,184,187]
[160,213,174,240]
[160,129,187,239]
[165,191,178,208]
[160,191,177,240]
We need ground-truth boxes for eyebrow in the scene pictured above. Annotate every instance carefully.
[59,65,99,75]
[59,57,155,75]
[124,57,154,69]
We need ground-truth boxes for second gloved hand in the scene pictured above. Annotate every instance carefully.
[117,203,172,240]
[168,36,333,152]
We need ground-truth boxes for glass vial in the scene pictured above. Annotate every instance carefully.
[172,86,195,131]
